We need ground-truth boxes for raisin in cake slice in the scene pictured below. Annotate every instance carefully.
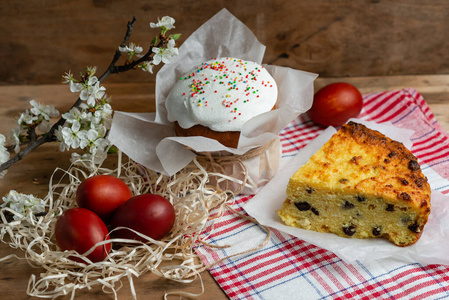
[277,121,431,247]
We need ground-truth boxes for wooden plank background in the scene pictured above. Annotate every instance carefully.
[1,0,449,85]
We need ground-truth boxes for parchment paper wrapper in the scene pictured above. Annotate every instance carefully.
[244,119,449,265]
[109,9,318,194]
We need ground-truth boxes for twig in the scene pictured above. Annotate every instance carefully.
[98,17,136,83]
[0,16,169,174]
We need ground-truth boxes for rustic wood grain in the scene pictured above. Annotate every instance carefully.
[1,0,449,85]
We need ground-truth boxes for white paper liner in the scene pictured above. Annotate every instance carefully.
[108,8,318,194]
[244,119,449,265]
[0,152,271,299]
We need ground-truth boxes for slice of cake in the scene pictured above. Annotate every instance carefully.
[277,121,431,246]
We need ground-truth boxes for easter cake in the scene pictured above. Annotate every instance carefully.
[165,57,278,148]
[277,121,431,246]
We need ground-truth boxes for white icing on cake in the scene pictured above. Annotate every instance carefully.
[165,57,278,132]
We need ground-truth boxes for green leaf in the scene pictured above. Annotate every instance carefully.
[107,145,118,154]
[169,33,182,41]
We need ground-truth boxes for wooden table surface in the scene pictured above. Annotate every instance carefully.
[0,75,448,299]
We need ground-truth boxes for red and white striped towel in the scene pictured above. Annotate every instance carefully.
[195,88,449,299]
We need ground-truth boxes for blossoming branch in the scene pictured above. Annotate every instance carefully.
[0,16,180,179]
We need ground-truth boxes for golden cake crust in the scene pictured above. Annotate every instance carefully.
[326,122,430,209]
[174,104,277,148]
[174,122,240,148]
[277,121,431,246]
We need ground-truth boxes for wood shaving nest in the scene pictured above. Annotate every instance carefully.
[0,151,271,299]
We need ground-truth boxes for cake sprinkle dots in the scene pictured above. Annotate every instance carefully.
[177,57,275,121]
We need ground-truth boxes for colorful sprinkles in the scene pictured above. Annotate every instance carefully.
[178,57,275,122]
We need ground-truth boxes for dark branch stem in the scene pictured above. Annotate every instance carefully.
[0,16,168,174]
[98,17,137,83]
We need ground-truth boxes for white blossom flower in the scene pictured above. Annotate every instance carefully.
[91,109,109,126]
[87,75,99,87]
[55,126,70,152]
[90,139,110,163]
[57,121,82,150]
[95,124,108,139]
[93,137,109,152]
[17,110,35,126]
[70,137,110,166]
[152,39,179,65]
[7,127,21,153]
[101,103,112,116]
[69,81,83,93]
[29,100,59,121]
[0,134,9,178]
[96,103,112,121]
[150,16,175,32]
[77,128,99,149]
[88,111,100,125]
[141,62,154,73]
[0,134,8,162]
[15,101,59,130]
[87,85,106,107]
[1,190,46,220]
[62,71,75,84]
[80,76,96,101]
[119,42,143,58]
[100,105,113,127]
[61,107,82,124]
[20,100,59,134]
[56,100,112,159]
[56,71,113,165]
[70,120,81,139]
[79,76,106,106]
